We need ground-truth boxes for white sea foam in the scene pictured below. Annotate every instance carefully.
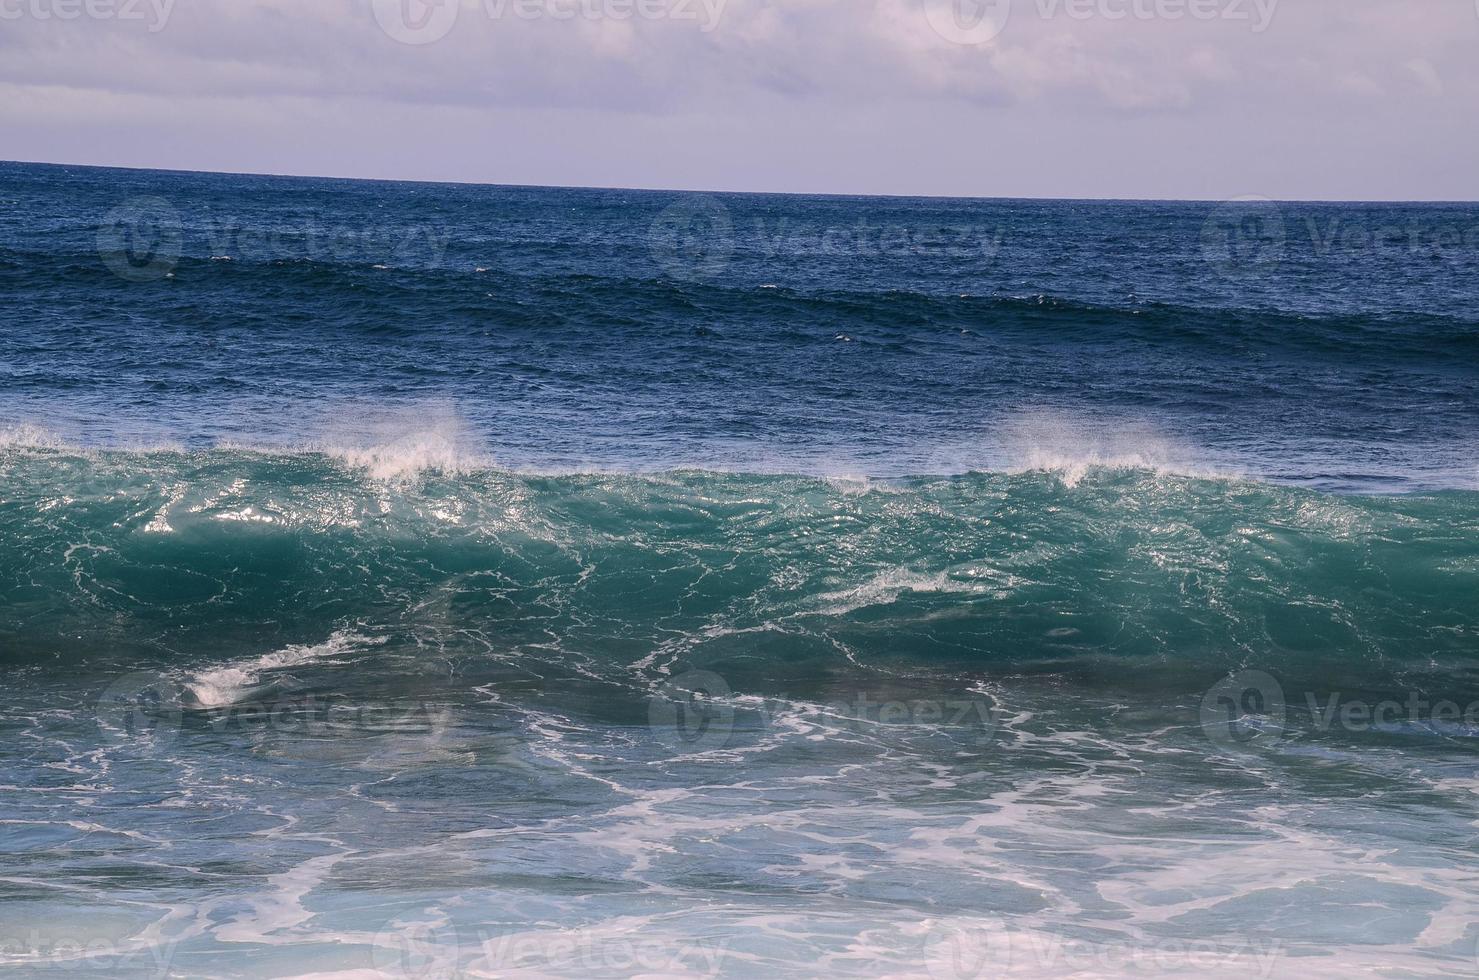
[313,404,493,481]
[0,408,1396,491]
[325,431,485,481]
[185,631,386,708]
[998,411,1243,487]
[813,567,1018,616]
[0,423,186,456]
[0,423,69,450]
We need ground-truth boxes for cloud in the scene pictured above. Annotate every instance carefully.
[1,0,1476,198]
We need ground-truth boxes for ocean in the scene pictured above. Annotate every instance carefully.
[1,159,1478,977]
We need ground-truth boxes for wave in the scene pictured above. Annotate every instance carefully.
[185,630,386,707]
[15,225,1479,333]
[0,423,72,451]
[3,441,1476,689]
[993,414,1245,487]
[0,409,1251,486]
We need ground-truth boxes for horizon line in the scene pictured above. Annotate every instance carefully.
[6,157,1479,206]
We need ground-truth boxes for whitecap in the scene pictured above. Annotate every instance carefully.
[185,631,386,708]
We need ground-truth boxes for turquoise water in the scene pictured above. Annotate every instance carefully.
[2,162,1479,976]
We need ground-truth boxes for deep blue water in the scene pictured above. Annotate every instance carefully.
[4,160,1478,487]
[2,161,1478,977]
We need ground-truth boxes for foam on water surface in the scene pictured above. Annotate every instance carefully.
[5,165,1479,976]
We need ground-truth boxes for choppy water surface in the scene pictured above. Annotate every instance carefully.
[2,162,1478,976]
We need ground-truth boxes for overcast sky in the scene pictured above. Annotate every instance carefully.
[2,0,1477,199]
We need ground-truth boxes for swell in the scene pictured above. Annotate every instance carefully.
[7,234,1479,360]
[2,445,1476,687]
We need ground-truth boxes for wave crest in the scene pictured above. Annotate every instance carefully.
[185,631,387,708]
[998,413,1244,487]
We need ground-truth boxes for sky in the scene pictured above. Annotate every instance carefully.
[1,0,1477,200]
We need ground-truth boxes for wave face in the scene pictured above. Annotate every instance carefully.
[4,446,1477,692]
